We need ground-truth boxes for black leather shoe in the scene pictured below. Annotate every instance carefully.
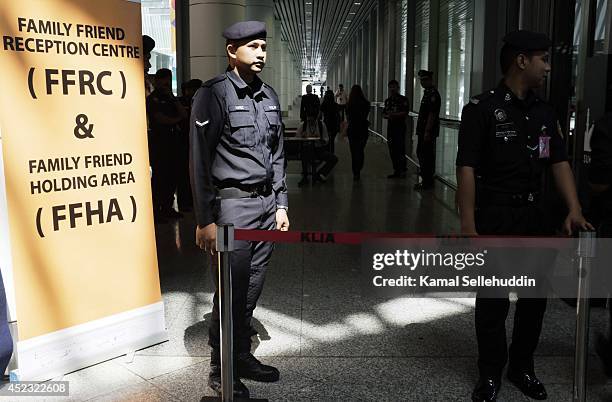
[237,353,280,382]
[471,377,500,401]
[208,364,250,398]
[507,369,547,400]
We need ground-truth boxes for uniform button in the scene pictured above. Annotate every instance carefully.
[526,116,530,120]
[528,136,531,139]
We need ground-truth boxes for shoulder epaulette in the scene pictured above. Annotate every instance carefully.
[202,74,227,88]
[470,89,496,105]
[265,83,278,96]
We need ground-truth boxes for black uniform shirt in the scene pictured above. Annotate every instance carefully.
[416,87,441,137]
[456,83,567,194]
[190,69,287,227]
[589,113,612,223]
[147,88,181,134]
[383,94,409,128]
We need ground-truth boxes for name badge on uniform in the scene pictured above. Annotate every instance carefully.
[539,125,550,158]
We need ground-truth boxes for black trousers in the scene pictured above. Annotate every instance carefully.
[387,124,407,173]
[416,135,436,185]
[348,130,369,177]
[328,130,338,154]
[475,203,551,378]
[149,130,178,213]
[209,193,276,354]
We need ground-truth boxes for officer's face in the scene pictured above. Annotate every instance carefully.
[522,51,551,88]
[419,77,433,89]
[230,39,267,73]
[388,83,399,96]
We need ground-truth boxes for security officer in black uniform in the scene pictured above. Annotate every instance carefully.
[589,112,612,374]
[456,30,592,401]
[415,70,441,189]
[147,68,187,222]
[383,79,410,178]
[190,21,290,398]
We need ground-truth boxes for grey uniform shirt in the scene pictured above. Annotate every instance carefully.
[190,69,288,227]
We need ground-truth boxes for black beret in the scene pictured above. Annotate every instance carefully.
[418,70,433,78]
[143,35,155,54]
[503,30,552,51]
[223,21,267,42]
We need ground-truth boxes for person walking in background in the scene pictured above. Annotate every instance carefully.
[320,89,340,154]
[300,84,320,122]
[415,70,441,190]
[383,79,410,178]
[346,85,370,181]
[335,84,348,120]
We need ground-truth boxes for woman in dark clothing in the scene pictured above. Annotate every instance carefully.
[346,85,371,180]
[320,90,340,154]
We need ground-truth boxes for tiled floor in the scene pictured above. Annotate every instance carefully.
[3,124,612,401]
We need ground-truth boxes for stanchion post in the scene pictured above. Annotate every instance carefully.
[202,224,267,402]
[217,224,234,402]
[573,230,596,402]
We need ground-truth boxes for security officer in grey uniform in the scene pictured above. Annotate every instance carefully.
[415,70,441,189]
[190,21,290,398]
[456,30,592,401]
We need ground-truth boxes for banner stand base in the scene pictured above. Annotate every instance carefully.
[201,397,268,401]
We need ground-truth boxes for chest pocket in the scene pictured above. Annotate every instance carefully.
[264,104,281,147]
[228,105,256,148]
[492,121,523,164]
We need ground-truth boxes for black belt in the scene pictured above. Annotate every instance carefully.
[217,182,273,199]
[477,191,540,207]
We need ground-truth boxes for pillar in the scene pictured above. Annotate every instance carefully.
[245,0,276,86]
[189,0,246,81]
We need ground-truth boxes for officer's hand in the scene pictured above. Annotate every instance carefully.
[563,210,595,236]
[196,223,217,255]
[275,209,290,231]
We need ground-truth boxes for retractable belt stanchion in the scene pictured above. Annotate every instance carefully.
[202,224,267,402]
[573,231,596,402]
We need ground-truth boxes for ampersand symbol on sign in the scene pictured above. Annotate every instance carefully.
[74,114,95,139]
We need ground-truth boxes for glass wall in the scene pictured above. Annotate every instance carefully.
[412,0,430,109]
[437,0,474,119]
[399,0,408,95]
[141,0,177,92]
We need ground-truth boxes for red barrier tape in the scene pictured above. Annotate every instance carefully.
[234,229,571,247]
[234,229,433,244]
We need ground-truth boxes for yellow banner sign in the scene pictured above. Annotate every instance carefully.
[0,0,161,341]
